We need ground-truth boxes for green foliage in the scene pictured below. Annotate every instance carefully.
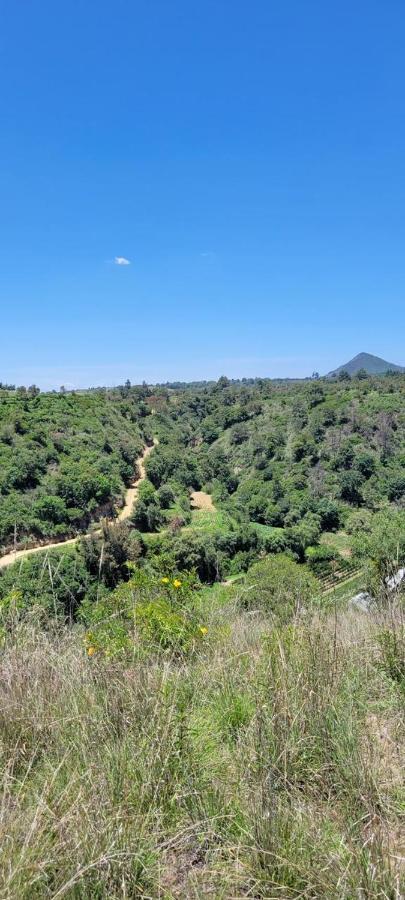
[387,471,405,501]
[1,374,405,613]
[242,554,319,621]
[351,509,405,578]
[79,521,143,589]
[314,497,342,530]
[345,508,374,534]
[156,483,175,508]
[0,391,146,546]
[305,542,338,575]
[339,469,364,504]
[287,512,322,560]
[81,569,204,657]
[377,625,405,691]
[0,547,91,620]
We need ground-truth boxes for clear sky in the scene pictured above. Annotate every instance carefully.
[1,1,404,388]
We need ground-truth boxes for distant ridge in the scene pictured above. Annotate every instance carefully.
[327,352,404,377]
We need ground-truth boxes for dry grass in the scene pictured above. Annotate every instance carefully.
[0,599,403,898]
[190,491,215,511]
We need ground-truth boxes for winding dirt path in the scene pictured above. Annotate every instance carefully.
[0,440,157,570]
[117,441,156,521]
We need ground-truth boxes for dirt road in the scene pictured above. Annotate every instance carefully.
[117,440,156,520]
[0,441,157,570]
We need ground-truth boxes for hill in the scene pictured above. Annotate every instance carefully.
[0,388,150,549]
[327,351,404,377]
[0,374,404,896]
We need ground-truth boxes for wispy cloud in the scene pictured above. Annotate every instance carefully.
[114,256,131,266]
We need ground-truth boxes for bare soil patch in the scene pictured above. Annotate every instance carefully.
[190,491,215,511]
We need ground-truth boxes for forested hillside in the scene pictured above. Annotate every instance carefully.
[0,387,152,548]
[0,373,404,897]
[1,373,404,577]
[132,372,405,578]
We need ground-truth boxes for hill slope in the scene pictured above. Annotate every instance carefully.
[327,352,404,377]
[0,390,149,549]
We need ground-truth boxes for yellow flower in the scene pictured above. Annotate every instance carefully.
[161,577,170,584]
[87,646,96,657]
[199,626,208,636]
[173,579,182,588]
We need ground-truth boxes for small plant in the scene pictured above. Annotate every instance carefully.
[81,568,205,657]
[377,624,405,690]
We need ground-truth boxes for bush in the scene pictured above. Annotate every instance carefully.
[387,473,405,502]
[339,470,363,504]
[351,509,405,578]
[305,543,338,575]
[345,509,373,534]
[80,521,142,589]
[157,484,175,508]
[33,495,68,525]
[314,498,341,531]
[81,569,204,657]
[0,548,90,620]
[242,555,318,622]
[261,530,288,554]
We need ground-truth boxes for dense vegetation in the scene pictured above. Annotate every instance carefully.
[133,371,405,580]
[0,387,151,547]
[0,373,403,897]
[1,372,404,599]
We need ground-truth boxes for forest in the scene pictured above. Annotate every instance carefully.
[1,371,404,587]
[0,373,404,897]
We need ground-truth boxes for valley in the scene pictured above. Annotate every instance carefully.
[0,370,403,898]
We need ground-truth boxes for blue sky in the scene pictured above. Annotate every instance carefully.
[1,0,404,388]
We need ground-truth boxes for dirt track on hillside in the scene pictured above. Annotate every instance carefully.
[117,441,156,520]
[0,441,157,570]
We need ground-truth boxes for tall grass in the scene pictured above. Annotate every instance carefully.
[0,599,403,897]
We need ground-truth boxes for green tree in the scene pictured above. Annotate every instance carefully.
[80,521,142,589]
[351,509,405,578]
[243,554,318,622]
[339,470,363,504]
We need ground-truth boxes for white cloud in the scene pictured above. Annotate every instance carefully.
[114,256,131,266]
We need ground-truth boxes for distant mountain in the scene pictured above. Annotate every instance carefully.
[327,352,404,378]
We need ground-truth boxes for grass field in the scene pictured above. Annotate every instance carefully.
[321,530,352,557]
[186,506,234,534]
[0,590,403,898]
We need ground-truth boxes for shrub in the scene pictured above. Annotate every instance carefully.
[314,498,341,531]
[387,472,405,502]
[81,569,204,657]
[80,521,142,588]
[339,470,363,504]
[242,554,318,622]
[157,484,175,508]
[305,543,338,575]
[351,509,405,577]
[0,548,90,620]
